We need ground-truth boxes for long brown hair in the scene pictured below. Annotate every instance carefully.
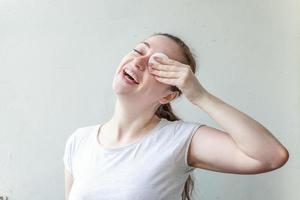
[150,32,198,200]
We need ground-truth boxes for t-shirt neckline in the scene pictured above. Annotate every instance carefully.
[95,118,168,152]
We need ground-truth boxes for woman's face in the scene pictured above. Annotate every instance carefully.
[112,35,184,105]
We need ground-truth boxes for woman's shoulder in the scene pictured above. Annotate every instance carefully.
[65,123,100,146]
[162,118,206,137]
[163,118,204,129]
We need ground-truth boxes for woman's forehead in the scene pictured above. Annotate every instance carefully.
[141,36,183,62]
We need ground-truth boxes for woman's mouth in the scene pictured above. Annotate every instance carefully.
[122,69,139,84]
[123,68,139,84]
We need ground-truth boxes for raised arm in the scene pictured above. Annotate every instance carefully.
[148,53,289,174]
[187,92,289,174]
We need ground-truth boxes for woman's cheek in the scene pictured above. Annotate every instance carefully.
[117,55,133,72]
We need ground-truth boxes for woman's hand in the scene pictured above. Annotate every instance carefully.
[149,56,208,105]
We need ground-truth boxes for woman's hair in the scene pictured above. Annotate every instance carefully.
[150,32,198,200]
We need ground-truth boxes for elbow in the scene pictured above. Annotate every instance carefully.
[269,148,289,170]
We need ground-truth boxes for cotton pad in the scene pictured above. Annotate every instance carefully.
[148,52,169,66]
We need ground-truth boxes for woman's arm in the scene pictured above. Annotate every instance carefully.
[192,91,289,168]
[149,54,289,171]
[64,169,73,200]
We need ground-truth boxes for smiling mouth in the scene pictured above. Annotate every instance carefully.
[123,69,139,84]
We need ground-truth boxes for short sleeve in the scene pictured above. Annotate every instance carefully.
[63,129,78,176]
[172,120,206,173]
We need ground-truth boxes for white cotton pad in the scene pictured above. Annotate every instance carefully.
[148,52,169,66]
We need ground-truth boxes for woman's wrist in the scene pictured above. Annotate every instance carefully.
[191,90,212,107]
[192,91,226,116]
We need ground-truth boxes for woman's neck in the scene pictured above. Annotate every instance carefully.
[101,99,161,143]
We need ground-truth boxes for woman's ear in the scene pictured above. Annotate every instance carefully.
[159,91,179,104]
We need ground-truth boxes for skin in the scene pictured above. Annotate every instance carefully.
[65,34,289,199]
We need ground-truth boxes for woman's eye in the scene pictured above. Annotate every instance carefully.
[132,49,142,55]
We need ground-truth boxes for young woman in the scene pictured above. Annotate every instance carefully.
[63,33,289,200]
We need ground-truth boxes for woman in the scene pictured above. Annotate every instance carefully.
[63,33,289,200]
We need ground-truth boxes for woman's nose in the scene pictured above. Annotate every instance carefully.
[133,55,151,71]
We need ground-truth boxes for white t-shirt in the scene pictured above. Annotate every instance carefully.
[63,118,206,200]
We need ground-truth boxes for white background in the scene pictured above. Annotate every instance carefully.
[0,0,299,199]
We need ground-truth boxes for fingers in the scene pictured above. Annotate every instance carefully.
[150,69,180,78]
[149,63,181,72]
[154,76,178,85]
[149,56,189,87]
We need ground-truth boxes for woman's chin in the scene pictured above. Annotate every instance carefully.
[112,86,129,94]
[112,74,140,93]
[112,78,134,94]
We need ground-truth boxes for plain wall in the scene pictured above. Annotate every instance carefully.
[0,0,299,199]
